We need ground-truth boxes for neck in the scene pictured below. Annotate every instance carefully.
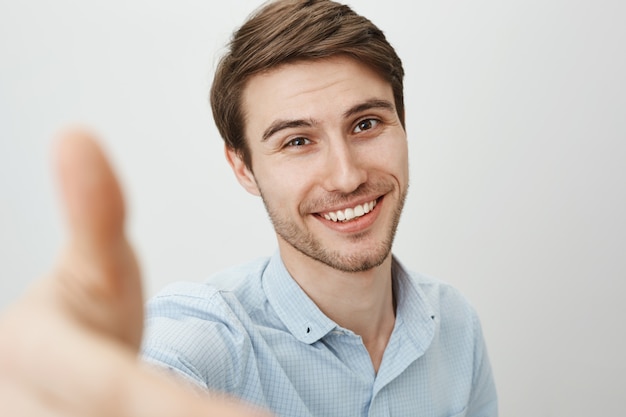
[278,240,396,372]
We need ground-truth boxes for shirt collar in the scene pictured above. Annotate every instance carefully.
[263,252,337,344]
[263,251,437,349]
[391,256,437,356]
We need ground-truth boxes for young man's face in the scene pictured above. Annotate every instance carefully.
[229,56,409,273]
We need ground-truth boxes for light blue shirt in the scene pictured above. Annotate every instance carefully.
[142,252,497,416]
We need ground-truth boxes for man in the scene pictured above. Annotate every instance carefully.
[0,0,496,416]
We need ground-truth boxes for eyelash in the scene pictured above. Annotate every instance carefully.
[284,137,311,147]
[281,117,382,149]
[353,118,380,133]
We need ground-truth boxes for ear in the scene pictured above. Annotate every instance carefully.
[224,145,261,196]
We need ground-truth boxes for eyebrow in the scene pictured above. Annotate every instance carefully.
[262,119,316,142]
[343,98,396,119]
[261,98,396,142]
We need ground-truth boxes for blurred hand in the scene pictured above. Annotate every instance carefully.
[0,129,269,416]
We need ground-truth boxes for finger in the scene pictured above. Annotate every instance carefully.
[50,128,143,348]
[54,127,125,253]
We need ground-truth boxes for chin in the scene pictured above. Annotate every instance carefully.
[300,241,392,273]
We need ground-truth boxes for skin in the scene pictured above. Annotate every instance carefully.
[0,56,408,415]
[226,56,409,371]
[0,131,270,417]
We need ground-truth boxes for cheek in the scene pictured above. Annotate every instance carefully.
[398,142,410,178]
[254,165,312,208]
[367,137,409,177]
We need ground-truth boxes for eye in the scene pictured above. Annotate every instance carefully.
[354,118,379,133]
[285,137,311,147]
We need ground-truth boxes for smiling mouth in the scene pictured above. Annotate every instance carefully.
[320,199,378,223]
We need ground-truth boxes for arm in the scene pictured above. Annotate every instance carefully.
[0,130,269,417]
[466,312,498,417]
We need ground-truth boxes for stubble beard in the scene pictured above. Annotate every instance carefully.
[260,182,408,273]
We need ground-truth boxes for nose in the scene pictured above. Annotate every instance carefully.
[321,138,368,193]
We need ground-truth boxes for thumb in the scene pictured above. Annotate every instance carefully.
[48,128,143,349]
[55,128,126,254]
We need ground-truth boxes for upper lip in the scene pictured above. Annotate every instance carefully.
[316,195,382,215]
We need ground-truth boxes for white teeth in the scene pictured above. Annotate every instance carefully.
[322,200,377,223]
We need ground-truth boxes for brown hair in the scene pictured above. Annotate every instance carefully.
[210,0,405,169]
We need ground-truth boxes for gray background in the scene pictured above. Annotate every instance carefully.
[1,0,624,415]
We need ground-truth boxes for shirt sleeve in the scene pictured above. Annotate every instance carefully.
[466,312,498,416]
[140,282,252,394]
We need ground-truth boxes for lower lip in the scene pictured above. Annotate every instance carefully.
[315,197,384,234]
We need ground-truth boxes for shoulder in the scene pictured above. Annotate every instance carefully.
[203,256,272,292]
[145,256,271,315]
[141,257,272,390]
[393,257,483,340]
[396,258,477,312]
[416,272,479,320]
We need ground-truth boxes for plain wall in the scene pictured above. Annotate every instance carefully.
[1,1,624,416]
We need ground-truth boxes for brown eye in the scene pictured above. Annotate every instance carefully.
[354,119,379,133]
[286,137,310,147]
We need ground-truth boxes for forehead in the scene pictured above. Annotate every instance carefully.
[241,56,395,139]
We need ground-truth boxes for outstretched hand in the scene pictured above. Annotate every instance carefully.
[0,129,269,417]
